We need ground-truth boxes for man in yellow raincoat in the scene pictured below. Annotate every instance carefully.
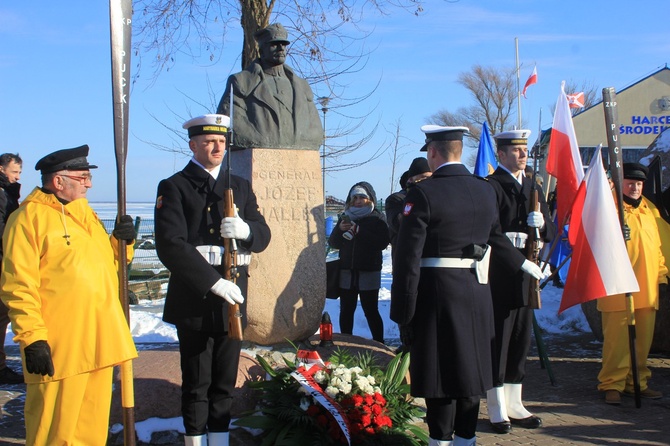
[598,162,668,405]
[0,145,138,445]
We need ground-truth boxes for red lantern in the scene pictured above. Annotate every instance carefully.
[320,312,333,347]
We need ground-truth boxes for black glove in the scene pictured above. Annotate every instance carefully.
[623,224,631,241]
[399,324,413,349]
[24,340,55,377]
[113,215,136,242]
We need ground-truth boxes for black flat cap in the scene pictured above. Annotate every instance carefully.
[408,157,430,177]
[35,145,98,174]
[623,162,648,181]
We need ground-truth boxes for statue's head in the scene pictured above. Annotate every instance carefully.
[255,23,290,67]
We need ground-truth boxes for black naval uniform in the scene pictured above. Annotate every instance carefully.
[487,167,555,386]
[391,163,526,440]
[155,161,270,435]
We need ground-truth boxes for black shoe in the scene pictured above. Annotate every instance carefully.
[509,415,542,429]
[0,367,24,384]
[490,421,512,434]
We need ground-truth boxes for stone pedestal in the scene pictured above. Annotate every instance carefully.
[231,148,326,345]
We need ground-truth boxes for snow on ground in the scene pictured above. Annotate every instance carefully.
[5,246,590,440]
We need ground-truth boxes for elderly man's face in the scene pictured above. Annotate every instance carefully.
[260,42,287,67]
[623,178,644,200]
[54,170,92,202]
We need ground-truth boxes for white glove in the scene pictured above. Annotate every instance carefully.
[210,278,244,305]
[521,259,549,281]
[527,211,544,229]
[220,208,251,241]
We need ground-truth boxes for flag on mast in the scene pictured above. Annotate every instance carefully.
[567,92,585,108]
[522,66,538,98]
[546,81,584,227]
[559,150,639,313]
[474,121,498,177]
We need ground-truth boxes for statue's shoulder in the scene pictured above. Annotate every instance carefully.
[230,61,264,94]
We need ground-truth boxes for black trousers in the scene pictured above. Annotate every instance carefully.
[339,288,384,342]
[493,305,533,386]
[177,327,242,435]
[425,396,480,440]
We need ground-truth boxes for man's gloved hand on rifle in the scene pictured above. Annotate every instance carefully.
[210,278,244,306]
[113,215,136,242]
[24,340,55,377]
[526,211,545,229]
[220,208,251,241]
[521,259,550,281]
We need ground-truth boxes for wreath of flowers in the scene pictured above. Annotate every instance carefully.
[235,347,428,446]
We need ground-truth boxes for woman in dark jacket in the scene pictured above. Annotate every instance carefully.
[328,181,390,342]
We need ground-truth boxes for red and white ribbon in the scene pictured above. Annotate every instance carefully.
[291,355,350,445]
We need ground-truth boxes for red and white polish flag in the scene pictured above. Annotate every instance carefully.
[522,66,537,98]
[559,152,639,313]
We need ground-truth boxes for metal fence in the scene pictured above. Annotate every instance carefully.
[101,217,167,300]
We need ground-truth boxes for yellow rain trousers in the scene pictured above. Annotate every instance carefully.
[597,197,667,392]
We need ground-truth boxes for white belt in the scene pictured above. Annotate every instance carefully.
[420,257,475,268]
[196,245,225,266]
[196,245,252,267]
[420,245,491,285]
[506,232,528,249]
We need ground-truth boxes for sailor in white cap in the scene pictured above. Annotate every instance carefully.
[485,129,555,433]
[154,114,271,446]
[391,124,547,446]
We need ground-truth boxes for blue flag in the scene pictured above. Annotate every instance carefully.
[474,121,497,177]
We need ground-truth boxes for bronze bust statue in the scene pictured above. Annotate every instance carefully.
[217,23,323,150]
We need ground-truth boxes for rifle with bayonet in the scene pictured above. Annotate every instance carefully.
[223,86,244,341]
[527,112,543,309]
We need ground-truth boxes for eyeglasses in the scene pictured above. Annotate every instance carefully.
[59,173,93,185]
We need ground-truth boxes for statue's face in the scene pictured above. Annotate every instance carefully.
[260,41,287,67]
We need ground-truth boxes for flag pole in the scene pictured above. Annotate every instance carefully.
[602,87,642,408]
[110,0,137,441]
[515,37,522,129]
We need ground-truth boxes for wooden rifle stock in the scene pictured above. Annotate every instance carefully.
[223,189,244,340]
[527,189,542,309]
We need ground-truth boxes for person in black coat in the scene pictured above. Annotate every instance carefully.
[385,170,409,257]
[155,114,271,446]
[391,125,545,446]
[328,181,389,343]
[0,153,23,385]
[485,130,555,434]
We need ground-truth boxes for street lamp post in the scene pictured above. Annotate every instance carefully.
[318,96,330,203]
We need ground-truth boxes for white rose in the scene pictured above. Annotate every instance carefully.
[326,386,340,398]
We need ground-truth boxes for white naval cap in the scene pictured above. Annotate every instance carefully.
[493,129,532,146]
[183,114,231,138]
[420,125,470,151]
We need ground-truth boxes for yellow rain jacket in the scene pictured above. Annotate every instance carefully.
[0,187,137,383]
[598,196,668,312]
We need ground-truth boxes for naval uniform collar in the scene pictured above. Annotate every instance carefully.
[435,161,462,170]
[498,164,524,185]
[190,157,222,179]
